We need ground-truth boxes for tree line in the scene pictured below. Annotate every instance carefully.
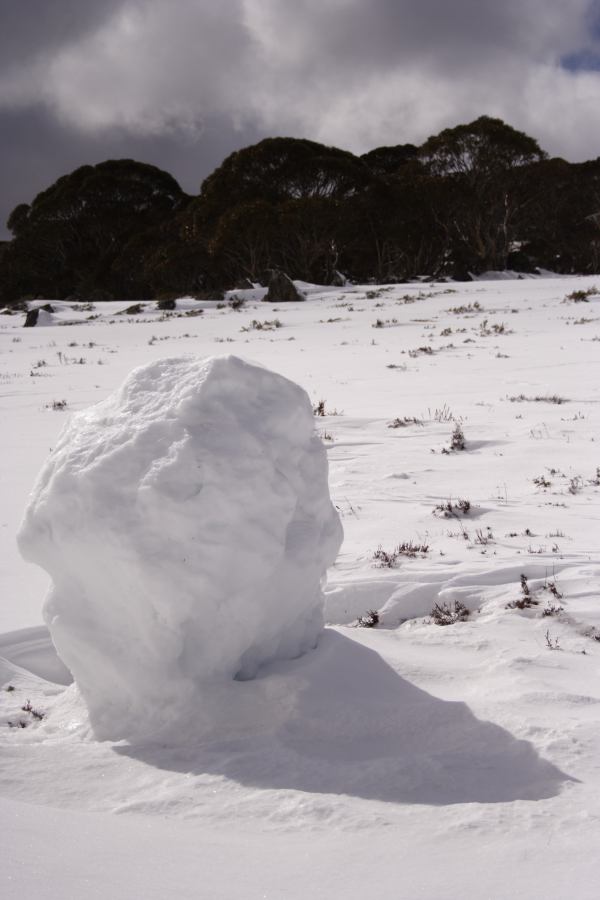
[1,116,600,305]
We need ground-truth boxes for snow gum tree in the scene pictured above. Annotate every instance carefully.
[419,116,547,276]
[0,160,188,304]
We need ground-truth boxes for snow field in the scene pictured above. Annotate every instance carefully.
[1,274,600,898]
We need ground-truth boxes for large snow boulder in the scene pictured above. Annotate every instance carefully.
[18,356,343,741]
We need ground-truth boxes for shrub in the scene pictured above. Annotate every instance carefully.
[241,318,282,332]
[408,345,434,357]
[564,286,598,302]
[428,404,455,423]
[373,541,429,567]
[312,400,342,416]
[509,394,568,404]
[71,302,96,312]
[372,318,398,328]
[479,319,510,336]
[506,574,539,609]
[430,600,469,625]
[433,498,471,517]
[542,603,564,617]
[474,527,493,545]
[356,609,380,628]
[568,475,583,494]
[533,475,551,488]
[449,423,466,451]
[156,297,176,310]
[388,416,423,428]
[21,699,45,720]
[447,301,482,314]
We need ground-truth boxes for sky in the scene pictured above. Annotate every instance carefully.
[2,0,600,238]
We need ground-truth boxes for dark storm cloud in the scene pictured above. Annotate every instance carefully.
[258,0,552,70]
[0,0,124,70]
[1,1,600,238]
[242,0,588,78]
[0,103,265,238]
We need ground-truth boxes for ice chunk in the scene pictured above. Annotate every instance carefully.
[18,356,343,741]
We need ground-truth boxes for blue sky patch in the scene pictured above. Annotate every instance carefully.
[562,0,600,69]
[588,0,600,39]
[561,48,600,72]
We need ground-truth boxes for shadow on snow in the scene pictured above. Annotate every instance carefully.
[117,630,572,806]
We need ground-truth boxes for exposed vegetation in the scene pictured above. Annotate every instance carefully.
[506,574,539,610]
[356,610,380,628]
[388,416,423,428]
[430,600,469,625]
[564,286,599,302]
[509,394,568,404]
[240,318,282,332]
[373,541,430,567]
[433,499,472,517]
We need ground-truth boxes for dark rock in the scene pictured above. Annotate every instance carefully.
[24,308,39,327]
[263,270,305,303]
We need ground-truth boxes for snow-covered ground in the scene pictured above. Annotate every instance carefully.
[1,275,600,898]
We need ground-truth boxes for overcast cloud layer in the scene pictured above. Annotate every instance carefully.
[2,0,600,236]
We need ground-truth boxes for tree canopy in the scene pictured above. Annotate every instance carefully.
[1,120,600,304]
[1,159,188,303]
[419,116,546,179]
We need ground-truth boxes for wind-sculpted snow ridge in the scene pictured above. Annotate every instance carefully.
[17,355,343,741]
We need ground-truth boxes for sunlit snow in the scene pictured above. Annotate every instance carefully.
[2,275,600,899]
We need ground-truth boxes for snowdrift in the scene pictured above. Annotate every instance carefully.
[18,355,343,740]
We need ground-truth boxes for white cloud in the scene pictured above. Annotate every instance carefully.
[2,0,600,160]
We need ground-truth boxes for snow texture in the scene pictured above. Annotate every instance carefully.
[17,355,343,740]
[5,276,600,900]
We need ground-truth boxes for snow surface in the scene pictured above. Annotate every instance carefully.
[2,276,600,898]
[17,355,342,740]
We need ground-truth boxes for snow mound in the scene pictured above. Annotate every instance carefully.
[18,355,343,741]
